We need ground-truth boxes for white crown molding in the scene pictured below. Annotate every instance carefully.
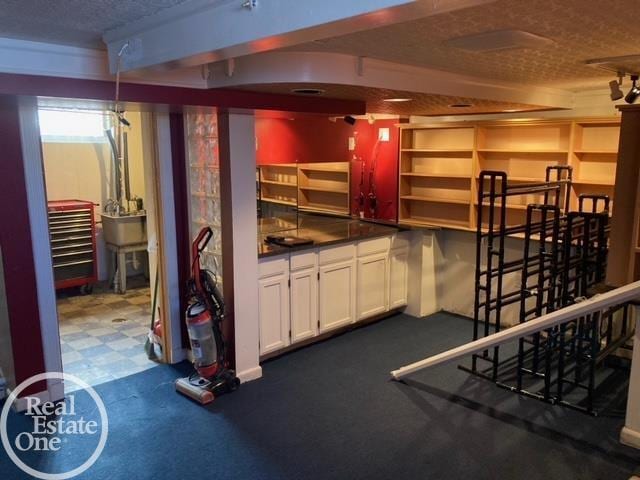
[0,37,207,88]
[0,37,109,80]
[206,51,574,109]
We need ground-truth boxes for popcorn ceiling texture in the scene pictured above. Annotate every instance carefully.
[0,0,191,48]
[285,0,640,91]
[234,83,550,116]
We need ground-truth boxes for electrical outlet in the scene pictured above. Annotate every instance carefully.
[348,137,356,151]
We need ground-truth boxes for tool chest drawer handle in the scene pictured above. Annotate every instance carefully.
[53,259,93,268]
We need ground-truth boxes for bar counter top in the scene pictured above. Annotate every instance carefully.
[257,213,436,258]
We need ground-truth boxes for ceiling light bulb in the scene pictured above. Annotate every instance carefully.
[625,75,640,104]
[383,98,412,102]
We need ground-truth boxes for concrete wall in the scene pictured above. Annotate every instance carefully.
[0,247,16,390]
[42,111,147,281]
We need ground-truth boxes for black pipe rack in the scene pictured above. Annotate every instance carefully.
[463,166,634,415]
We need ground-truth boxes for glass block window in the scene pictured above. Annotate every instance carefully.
[185,112,223,284]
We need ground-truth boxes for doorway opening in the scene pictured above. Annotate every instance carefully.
[39,104,164,392]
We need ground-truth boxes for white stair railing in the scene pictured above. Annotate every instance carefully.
[391,280,640,380]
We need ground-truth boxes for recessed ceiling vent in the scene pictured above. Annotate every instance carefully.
[291,88,325,95]
[445,30,554,52]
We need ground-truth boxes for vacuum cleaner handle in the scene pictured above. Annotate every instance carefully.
[192,227,213,295]
[194,227,213,256]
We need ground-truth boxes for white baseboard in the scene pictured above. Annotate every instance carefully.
[171,347,189,364]
[237,366,262,383]
[620,426,640,449]
[7,380,65,412]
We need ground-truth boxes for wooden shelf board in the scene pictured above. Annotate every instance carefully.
[401,195,469,205]
[261,198,296,206]
[476,176,541,183]
[401,172,471,179]
[475,202,529,211]
[299,205,349,215]
[260,163,298,169]
[298,164,348,173]
[573,150,618,155]
[400,217,470,230]
[572,179,615,186]
[477,148,569,154]
[261,180,297,187]
[401,148,473,153]
[299,186,348,194]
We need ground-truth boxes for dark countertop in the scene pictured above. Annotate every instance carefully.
[258,214,410,258]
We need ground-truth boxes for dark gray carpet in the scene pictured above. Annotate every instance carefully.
[1,312,639,479]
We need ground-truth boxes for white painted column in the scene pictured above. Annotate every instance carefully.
[224,113,261,382]
[153,113,185,364]
[18,97,64,403]
[405,230,439,318]
[621,305,640,449]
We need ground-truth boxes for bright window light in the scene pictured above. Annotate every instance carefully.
[38,109,108,143]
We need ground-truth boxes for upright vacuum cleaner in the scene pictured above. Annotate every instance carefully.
[175,227,239,404]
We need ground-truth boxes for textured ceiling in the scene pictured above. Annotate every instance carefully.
[0,0,191,48]
[284,0,640,91]
[232,83,551,116]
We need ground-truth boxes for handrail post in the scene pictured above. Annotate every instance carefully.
[621,303,640,449]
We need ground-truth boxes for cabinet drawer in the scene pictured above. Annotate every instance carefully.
[391,232,411,250]
[357,236,391,257]
[318,243,356,265]
[258,255,289,279]
[290,250,318,271]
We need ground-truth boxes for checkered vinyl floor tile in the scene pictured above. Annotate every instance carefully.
[57,278,158,392]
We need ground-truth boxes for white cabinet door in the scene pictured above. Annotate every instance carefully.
[258,273,290,355]
[389,247,409,309]
[290,266,318,343]
[356,252,389,320]
[319,259,356,332]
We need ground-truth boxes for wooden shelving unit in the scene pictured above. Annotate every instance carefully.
[297,162,350,215]
[398,118,621,230]
[569,119,620,212]
[259,163,298,207]
[258,162,351,215]
[398,125,476,228]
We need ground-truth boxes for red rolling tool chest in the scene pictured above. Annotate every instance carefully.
[47,200,98,291]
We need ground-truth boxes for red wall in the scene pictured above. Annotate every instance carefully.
[255,116,352,165]
[0,95,46,394]
[256,116,401,221]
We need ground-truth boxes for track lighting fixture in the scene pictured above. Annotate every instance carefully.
[625,75,640,104]
[609,74,624,101]
[343,115,356,125]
